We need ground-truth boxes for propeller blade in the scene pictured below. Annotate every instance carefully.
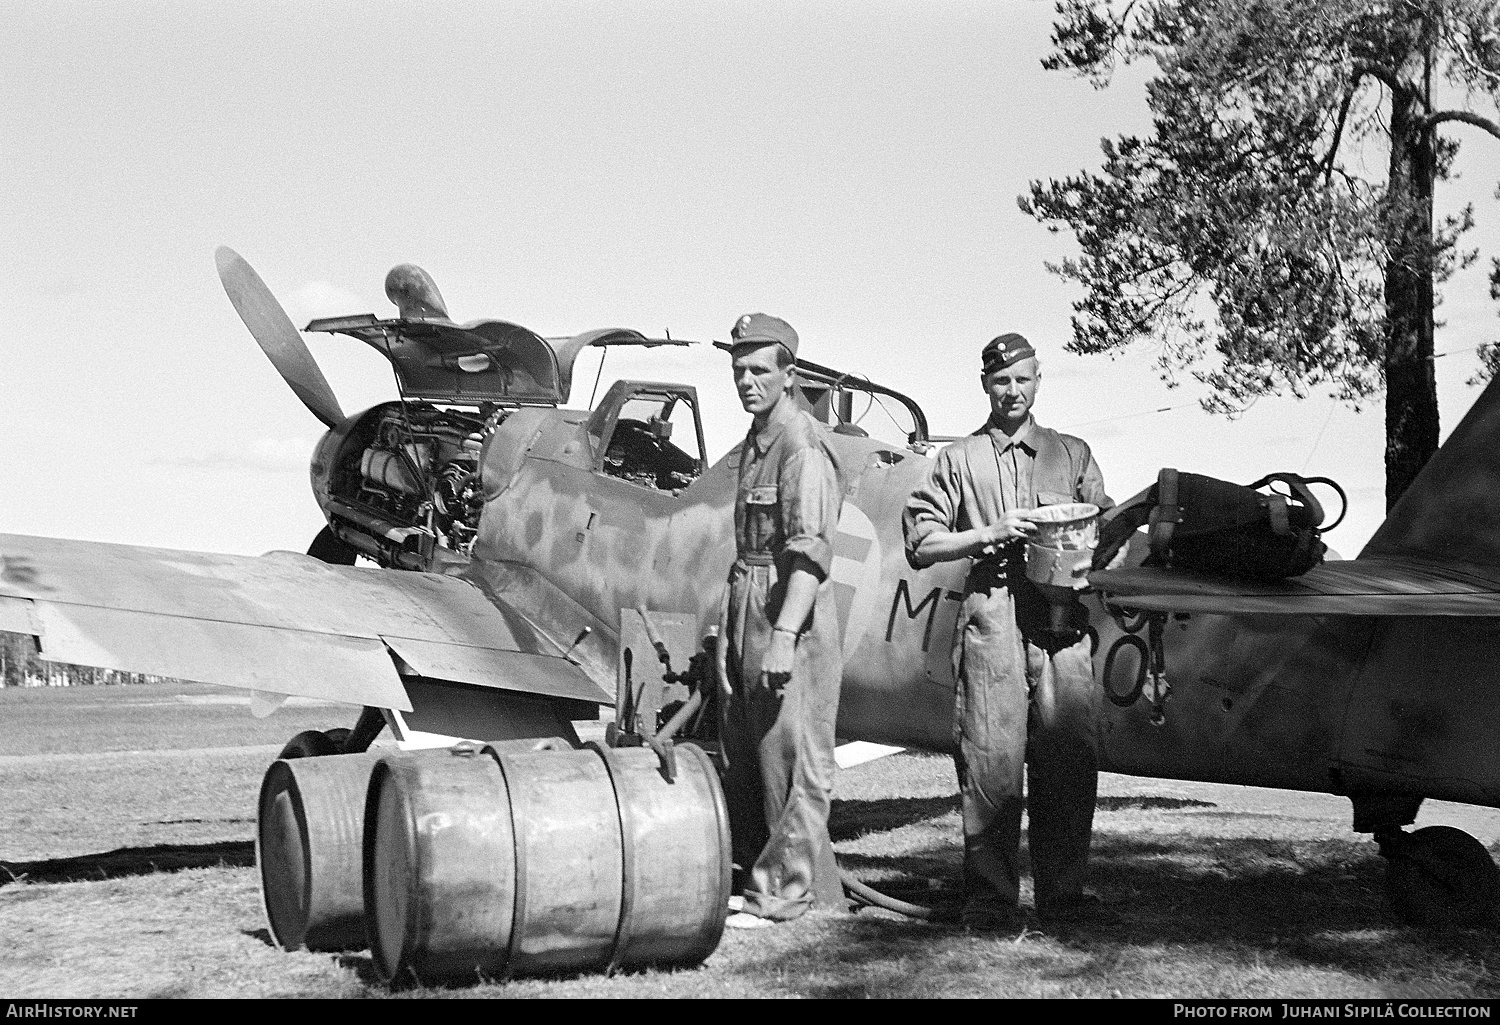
[215,246,345,428]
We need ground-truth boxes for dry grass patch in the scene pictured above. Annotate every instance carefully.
[5,686,1500,998]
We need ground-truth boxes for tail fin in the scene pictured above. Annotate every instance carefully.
[1361,374,1500,568]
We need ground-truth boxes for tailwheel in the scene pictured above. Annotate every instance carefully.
[1382,825,1500,928]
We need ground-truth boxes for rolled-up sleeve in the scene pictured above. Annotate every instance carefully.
[780,447,840,580]
[902,449,960,569]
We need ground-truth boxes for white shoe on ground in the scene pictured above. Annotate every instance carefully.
[724,911,774,929]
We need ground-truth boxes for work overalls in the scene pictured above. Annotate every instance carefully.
[952,549,1098,914]
[904,422,1109,917]
[718,411,846,921]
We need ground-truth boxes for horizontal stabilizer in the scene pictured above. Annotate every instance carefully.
[1090,558,1500,617]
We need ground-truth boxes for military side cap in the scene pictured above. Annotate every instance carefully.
[981,332,1035,374]
[718,312,799,359]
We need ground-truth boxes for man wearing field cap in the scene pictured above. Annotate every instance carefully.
[902,332,1115,929]
[716,313,846,927]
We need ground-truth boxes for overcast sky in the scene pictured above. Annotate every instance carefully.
[3,1,1497,557]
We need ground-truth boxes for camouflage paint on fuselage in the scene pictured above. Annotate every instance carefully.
[465,403,965,753]
[346,381,1500,812]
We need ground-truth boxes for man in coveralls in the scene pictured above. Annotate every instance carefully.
[902,333,1114,929]
[717,313,846,929]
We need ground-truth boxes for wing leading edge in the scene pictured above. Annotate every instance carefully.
[0,533,611,709]
[1088,557,1500,616]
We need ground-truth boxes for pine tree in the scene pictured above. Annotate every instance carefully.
[1021,0,1500,507]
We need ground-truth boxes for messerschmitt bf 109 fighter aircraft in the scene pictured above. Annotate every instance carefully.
[5,247,1500,984]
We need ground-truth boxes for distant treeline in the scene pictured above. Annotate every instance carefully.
[0,631,170,688]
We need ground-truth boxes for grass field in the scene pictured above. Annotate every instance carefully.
[4,681,1500,998]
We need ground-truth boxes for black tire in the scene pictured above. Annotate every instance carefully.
[278,730,341,760]
[1386,825,1500,928]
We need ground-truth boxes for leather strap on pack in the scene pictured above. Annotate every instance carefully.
[1147,467,1182,561]
[1246,472,1326,530]
[1266,494,1290,536]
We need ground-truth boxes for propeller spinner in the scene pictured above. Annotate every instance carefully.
[215,246,346,429]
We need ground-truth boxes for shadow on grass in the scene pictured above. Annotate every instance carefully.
[244,927,275,948]
[831,795,1215,843]
[0,839,254,886]
[784,829,1500,997]
[335,953,384,987]
[1095,796,1215,811]
[830,795,958,842]
[830,794,1218,918]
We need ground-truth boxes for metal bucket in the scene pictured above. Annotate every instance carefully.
[257,752,383,951]
[1028,502,1100,551]
[1026,502,1101,591]
[363,741,730,986]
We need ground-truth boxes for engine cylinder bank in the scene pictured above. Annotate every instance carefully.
[362,742,730,985]
[318,401,498,563]
[257,752,384,951]
[360,448,421,494]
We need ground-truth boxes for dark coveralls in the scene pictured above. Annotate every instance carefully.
[902,416,1111,915]
[717,409,846,921]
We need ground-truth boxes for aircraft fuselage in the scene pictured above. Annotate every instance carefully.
[311,391,1500,817]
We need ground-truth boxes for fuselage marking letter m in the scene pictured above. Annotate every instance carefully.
[885,579,961,653]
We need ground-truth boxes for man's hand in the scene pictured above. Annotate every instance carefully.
[977,509,1038,555]
[760,629,797,688]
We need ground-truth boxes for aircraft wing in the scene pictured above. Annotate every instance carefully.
[1089,557,1500,616]
[0,533,612,710]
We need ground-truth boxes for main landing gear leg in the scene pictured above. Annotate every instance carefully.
[277,706,386,759]
[342,706,386,753]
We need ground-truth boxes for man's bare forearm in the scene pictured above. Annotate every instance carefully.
[760,565,821,679]
[912,527,997,566]
[776,566,820,633]
[912,510,1039,567]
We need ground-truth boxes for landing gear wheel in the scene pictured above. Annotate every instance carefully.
[278,730,342,759]
[1385,825,1500,928]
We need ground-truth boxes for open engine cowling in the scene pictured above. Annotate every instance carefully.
[311,401,505,569]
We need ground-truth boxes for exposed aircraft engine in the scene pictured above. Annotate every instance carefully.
[318,401,502,565]
[257,740,730,986]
